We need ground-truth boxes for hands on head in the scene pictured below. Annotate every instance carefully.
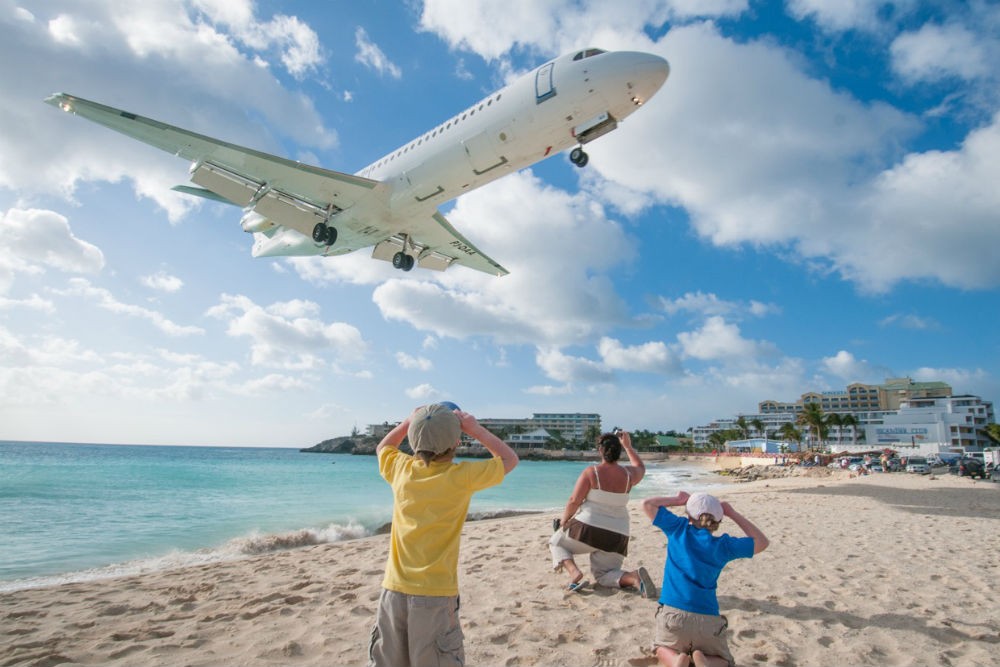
[454,409,480,434]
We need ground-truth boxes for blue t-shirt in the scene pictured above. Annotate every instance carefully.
[653,506,755,615]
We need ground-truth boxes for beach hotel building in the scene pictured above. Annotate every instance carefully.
[474,413,602,449]
[368,412,602,450]
[692,377,996,455]
[861,395,995,457]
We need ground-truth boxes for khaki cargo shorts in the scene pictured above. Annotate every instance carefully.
[653,604,735,667]
[368,589,464,667]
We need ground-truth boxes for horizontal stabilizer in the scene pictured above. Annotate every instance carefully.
[171,185,238,205]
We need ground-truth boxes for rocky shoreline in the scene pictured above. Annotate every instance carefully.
[718,463,853,483]
[299,437,604,461]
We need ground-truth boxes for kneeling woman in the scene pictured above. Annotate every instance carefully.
[549,431,656,595]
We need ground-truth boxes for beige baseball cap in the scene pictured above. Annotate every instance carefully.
[407,403,461,455]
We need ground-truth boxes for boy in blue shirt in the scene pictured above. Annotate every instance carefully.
[641,491,769,667]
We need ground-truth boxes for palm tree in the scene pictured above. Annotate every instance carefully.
[707,431,727,452]
[778,422,802,452]
[584,424,601,446]
[734,416,750,440]
[825,413,842,446]
[751,418,765,440]
[797,403,828,451]
[979,423,1000,446]
[840,414,859,446]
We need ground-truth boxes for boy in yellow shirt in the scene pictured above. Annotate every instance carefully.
[368,403,519,667]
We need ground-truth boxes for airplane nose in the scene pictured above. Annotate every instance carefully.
[622,53,669,106]
[636,54,670,92]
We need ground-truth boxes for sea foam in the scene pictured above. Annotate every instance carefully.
[0,520,374,592]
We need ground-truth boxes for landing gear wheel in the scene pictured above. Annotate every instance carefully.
[570,147,589,168]
[392,252,416,271]
[312,222,328,243]
[323,226,338,246]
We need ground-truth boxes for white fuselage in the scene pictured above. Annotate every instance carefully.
[252,49,669,259]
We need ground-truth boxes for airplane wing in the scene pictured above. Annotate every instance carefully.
[371,211,509,276]
[45,92,508,277]
[44,92,377,228]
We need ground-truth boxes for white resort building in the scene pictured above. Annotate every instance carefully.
[692,377,995,456]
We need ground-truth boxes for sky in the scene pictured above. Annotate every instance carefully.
[1,0,999,447]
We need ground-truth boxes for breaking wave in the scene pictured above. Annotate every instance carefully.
[0,520,376,593]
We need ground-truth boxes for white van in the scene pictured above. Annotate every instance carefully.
[905,456,929,474]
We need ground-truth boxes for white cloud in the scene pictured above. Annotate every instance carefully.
[1,1,336,218]
[367,171,635,347]
[55,278,204,336]
[849,114,1000,291]
[140,270,184,293]
[411,7,1000,293]
[524,383,573,396]
[660,291,735,317]
[597,337,680,374]
[205,293,368,370]
[48,14,84,45]
[396,352,433,371]
[406,383,440,401]
[535,347,614,385]
[786,0,913,32]
[231,372,309,396]
[659,291,779,320]
[910,366,989,392]
[0,294,55,313]
[676,316,767,361]
[878,313,938,330]
[123,0,323,80]
[0,208,104,294]
[582,22,1000,292]
[0,325,101,368]
[891,22,991,84]
[0,321,322,424]
[748,301,782,317]
[354,27,401,79]
[419,0,747,61]
[821,350,875,381]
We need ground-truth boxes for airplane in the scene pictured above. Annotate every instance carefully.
[46,48,669,277]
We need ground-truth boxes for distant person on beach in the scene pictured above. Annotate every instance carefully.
[549,431,656,596]
[367,403,519,667]
[642,491,769,667]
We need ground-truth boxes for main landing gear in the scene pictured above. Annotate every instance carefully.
[392,251,415,271]
[569,146,589,168]
[312,222,338,246]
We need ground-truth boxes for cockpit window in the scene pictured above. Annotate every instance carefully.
[572,48,607,61]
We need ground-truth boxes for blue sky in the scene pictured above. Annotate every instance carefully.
[1,0,998,446]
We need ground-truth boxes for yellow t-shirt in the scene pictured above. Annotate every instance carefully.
[378,447,505,596]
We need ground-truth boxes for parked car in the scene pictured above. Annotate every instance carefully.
[905,456,929,474]
[956,457,988,479]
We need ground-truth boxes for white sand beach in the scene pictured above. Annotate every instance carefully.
[3,470,999,666]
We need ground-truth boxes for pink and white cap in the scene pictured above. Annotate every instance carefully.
[686,492,723,522]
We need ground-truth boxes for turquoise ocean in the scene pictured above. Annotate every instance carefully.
[0,441,723,592]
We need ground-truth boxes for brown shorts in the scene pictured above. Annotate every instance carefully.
[653,604,735,667]
[368,589,464,667]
